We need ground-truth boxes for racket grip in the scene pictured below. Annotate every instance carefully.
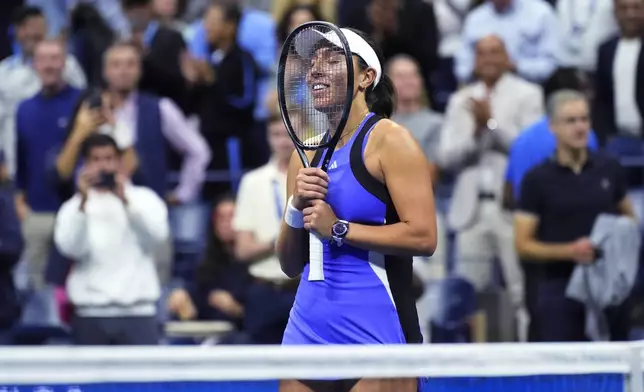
[308,232,325,281]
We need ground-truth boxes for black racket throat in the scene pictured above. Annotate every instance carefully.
[277,21,355,172]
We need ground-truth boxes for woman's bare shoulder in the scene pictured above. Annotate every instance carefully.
[368,118,420,153]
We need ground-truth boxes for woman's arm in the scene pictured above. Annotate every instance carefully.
[303,122,437,256]
[344,122,437,256]
[275,150,320,278]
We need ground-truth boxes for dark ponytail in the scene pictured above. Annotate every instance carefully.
[346,28,396,118]
[365,74,395,118]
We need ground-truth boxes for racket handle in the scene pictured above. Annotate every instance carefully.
[308,232,325,281]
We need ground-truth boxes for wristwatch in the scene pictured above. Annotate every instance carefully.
[332,220,350,246]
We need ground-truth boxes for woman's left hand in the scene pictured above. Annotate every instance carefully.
[303,200,338,239]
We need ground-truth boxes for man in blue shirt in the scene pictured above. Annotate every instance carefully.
[506,99,599,202]
[15,39,81,290]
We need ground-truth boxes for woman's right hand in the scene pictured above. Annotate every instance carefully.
[292,168,329,210]
[72,103,106,138]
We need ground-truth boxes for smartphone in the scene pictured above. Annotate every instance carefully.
[87,90,103,109]
[96,171,116,190]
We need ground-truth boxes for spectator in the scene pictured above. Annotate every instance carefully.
[121,0,191,111]
[195,1,261,196]
[339,0,440,106]
[387,54,447,340]
[438,35,543,328]
[505,115,600,204]
[0,152,25,345]
[0,6,86,177]
[388,55,443,184]
[515,90,635,341]
[276,4,324,45]
[54,133,169,345]
[455,0,560,85]
[184,0,276,164]
[556,0,618,72]
[69,3,117,88]
[167,195,252,333]
[56,42,210,206]
[593,0,644,144]
[232,109,298,344]
[15,39,83,290]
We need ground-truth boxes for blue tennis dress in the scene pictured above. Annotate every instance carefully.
[282,113,422,345]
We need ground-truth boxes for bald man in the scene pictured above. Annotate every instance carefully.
[438,34,544,341]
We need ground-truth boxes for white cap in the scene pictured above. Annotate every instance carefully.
[294,27,382,87]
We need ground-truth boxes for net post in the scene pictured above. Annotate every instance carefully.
[629,342,644,392]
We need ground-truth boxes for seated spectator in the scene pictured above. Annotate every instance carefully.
[69,3,117,88]
[455,0,560,85]
[515,90,635,342]
[232,109,299,344]
[0,152,25,345]
[167,196,252,337]
[276,4,324,46]
[593,0,644,144]
[0,5,86,177]
[54,134,169,345]
[439,35,543,336]
[15,39,83,290]
[339,0,439,105]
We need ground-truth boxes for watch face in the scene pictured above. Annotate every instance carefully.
[333,221,348,236]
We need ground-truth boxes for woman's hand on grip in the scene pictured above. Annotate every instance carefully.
[292,168,329,210]
[303,199,338,239]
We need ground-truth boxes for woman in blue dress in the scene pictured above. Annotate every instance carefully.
[276,28,437,392]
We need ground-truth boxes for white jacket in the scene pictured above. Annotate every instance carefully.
[54,184,168,314]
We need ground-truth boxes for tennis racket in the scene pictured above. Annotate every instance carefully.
[277,22,354,281]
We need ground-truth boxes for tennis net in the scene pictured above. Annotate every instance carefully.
[1,342,643,392]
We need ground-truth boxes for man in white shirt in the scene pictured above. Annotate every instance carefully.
[232,109,297,344]
[439,35,544,340]
[0,6,86,176]
[455,0,560,84]
[54,133,169,345]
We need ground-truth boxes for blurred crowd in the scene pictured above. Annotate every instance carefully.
[0,0,644,347]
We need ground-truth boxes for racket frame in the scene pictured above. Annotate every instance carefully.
[277,21,355,169]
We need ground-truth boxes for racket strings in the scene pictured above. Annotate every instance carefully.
[283,25,350,149]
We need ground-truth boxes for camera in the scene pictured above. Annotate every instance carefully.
[87,89,103,109]
[96,171,116,190]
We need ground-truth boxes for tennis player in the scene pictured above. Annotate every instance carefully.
[276,28,437,392]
